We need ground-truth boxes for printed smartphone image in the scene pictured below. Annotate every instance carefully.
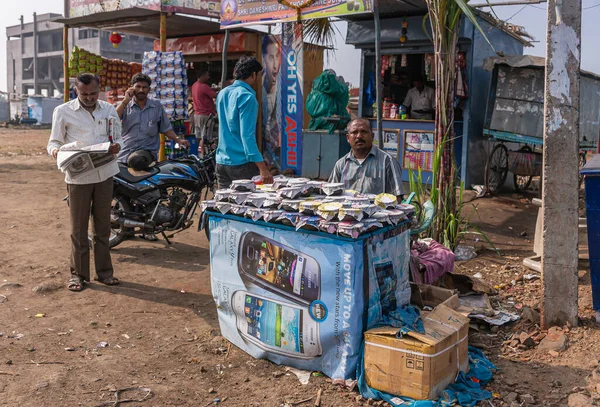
[373,259,397,315]
[231,290,322,359]
[238,231,321,305]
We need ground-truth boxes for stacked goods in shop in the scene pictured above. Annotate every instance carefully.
[201,177,415,238]
[103,58,132,90]
[69,46,104,78]
[130,62,142,76]
[142,51,188,121]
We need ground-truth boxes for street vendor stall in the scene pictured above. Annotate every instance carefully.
[345,10,532,185]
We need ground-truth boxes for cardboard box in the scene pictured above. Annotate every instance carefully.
[364,304,470,400]
[410,283,459,310]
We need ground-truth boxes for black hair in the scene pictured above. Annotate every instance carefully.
[131,73,152,86]
[347,118,372,131]
[197,70,210,78]
[75,73,100,86]
[233,56,263,80]
[262,36,279,54]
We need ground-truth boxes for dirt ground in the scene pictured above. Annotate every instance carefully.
[0,128,597,407]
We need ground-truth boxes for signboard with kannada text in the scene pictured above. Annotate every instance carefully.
[220,0,373,29]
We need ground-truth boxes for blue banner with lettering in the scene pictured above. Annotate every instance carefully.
[208,213,411,379]
[280,23,304,175]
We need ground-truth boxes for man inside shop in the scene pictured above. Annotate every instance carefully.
[215,56,274,189]
[329,118,404,199]
[116,73,190,240]
[402,77,434,120]
[192,70,218,157]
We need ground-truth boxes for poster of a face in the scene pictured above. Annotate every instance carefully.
[262,35,282,168]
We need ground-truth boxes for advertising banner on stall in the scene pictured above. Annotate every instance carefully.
[220,0,374,29]
[262,35,283,170]
[280,23,303,175]
[208,213,411,379]
[69,0,219,19]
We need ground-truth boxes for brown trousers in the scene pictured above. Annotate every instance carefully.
[68,177,114,282]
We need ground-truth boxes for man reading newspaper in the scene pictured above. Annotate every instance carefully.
[47,73,123,292]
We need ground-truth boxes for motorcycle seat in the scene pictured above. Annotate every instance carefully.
[117,164,160,183]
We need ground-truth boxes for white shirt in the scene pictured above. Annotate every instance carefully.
[403,86,434,119]
[47,99,123,185]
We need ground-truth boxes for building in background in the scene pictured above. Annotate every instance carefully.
[6,12,155,98]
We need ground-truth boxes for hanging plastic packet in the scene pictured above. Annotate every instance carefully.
[214,189,234,202]
[263,194,282,209]
[215,202,233,214]
[338,207,365,222]
[338,221,367,239]
[263,209,283,222]
[362,218,384,232]
[375,193,398,209]
[317,202,343,221]
[280,199,303,212]
[319,220,339,234]
[277,212,301,227]
[229,191,253,205]
[296,216,321,231]
[299,200,323,216]
[230,204,247,216]
[272,177,290,190]
[322,182,345,196]
[245,207,264,222]
[200,200,217,212]
[230,179,256,192]
[245,193,270,208]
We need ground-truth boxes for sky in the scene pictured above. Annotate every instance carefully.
[3,0,600,91]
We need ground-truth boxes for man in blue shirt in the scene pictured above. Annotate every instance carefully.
[216,56,273,189]
[116,73,190,170]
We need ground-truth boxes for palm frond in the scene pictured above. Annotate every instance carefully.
[295,19,339,62]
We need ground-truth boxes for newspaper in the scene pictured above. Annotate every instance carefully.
[57,141,116,181]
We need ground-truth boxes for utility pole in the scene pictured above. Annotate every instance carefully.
[541,0,581,328]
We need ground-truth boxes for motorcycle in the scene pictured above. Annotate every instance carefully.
[95,151,215,248]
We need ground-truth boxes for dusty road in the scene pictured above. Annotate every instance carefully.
[0,128,598,407]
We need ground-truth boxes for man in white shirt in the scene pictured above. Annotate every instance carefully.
[47,73,123,292]
[402,78,435,120]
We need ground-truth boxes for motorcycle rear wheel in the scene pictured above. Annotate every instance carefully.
[88,196,131,249]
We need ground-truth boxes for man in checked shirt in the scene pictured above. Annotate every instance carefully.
[48,73,123,292]
[328,118,404,200]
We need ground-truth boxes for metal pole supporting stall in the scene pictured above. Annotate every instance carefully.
[158,12,167,161]
[221,30,230,88]
[374,5,383,148]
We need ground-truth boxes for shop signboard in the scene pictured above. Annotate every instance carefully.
[68,0,219,19]
[280,23,303,174]
[208,213,411,379]
[261,35,283,170]
[220,0,373,29]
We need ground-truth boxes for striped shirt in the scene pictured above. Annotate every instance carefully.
[47,98,123,185]
[328,146,404,196]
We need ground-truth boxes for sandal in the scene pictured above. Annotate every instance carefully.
[94,277,120,286]
[67,276,84,292]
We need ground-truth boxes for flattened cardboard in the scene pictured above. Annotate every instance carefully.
[364,303,469,400]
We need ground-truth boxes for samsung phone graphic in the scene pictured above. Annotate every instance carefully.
[238,232,321,305]
[231,291,322,359]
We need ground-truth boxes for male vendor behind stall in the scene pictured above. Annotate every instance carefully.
[402,77,434,120]
[329,118,404,200]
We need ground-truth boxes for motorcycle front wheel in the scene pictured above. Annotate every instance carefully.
[88,196,131,249]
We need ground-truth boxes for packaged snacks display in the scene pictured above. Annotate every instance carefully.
[277,212,301,227]
[375,193,398,209]
[322,183,345,196]
[245,207,264,222]
[299,200,323,216]
[395,204,416,217]
[272,177,290,190]
[317,202,343,221]
[338,207,365,222]
[263,210,283,222]
[278,186,308,200]
[200,200,217,212]
[296,216,321,231]
[362,218,384,232]
[356,204,379,217]
[287,178,310,186]
[230,179,256,192]
[215,202,233,214]
[344,196,370,206]
[244,193,270,208]
[279,199,303,212]
[230,192,253,205]
[338,221,367,239]
[371,211,392,225]
[214,189,234,202]
[306,181,324,194]
[318,220,339,234]
[230,205,247,216]
[263,194,282,209]
[143,51,188,120]
[384,209,408,225]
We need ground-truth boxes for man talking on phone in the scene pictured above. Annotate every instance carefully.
[215,56,273,189]
[47,73,123,292]
[116,73,190,171]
